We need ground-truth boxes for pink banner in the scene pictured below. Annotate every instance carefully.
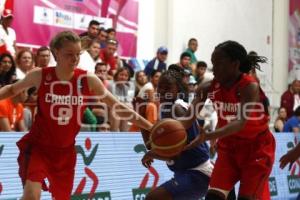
[289,0,300,80]
[11,0,138,57]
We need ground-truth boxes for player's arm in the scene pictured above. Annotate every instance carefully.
[87,73,153,131]
[141,150,173,168]
[180,81,211,130]
[185,82,260,149]
[0,68,41,100]
[280,143,300,169]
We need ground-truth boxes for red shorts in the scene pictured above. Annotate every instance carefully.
[17,135,76,200]
[210,131,275,199]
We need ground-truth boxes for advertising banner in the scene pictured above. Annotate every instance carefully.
[11,0,138,57]
[0,132,299,199]
[289,0,300,82]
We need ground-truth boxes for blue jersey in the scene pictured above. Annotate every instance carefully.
[160,102,210,172]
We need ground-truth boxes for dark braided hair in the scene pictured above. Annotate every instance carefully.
[164,64,189,102]
[215,41,267,73]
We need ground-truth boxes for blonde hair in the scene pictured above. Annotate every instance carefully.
[50,31,81,52]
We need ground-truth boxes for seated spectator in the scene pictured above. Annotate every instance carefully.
[134,70,147,97]
[22,87,38,130]
[184,38,198,72]
[99,122,111,132]
[274,107,288,132]
[98,27,108,49]
[78,37,102,72]
[0,82,27,131]
[0,9,16,56]
[283,106,300,133]
[130,70,161,132]
[195,61,210,84]
[16,49,34,79]
[79,20,101,39]
[99,39,118,77]
[82,107,98,132]
[35,46,51,68]
[0,53,16,86]
[106,28,116,40]
[95,62,109,88]
[178,52,192,72]
[137,69,161,102]
[108,67,132,131]
[281,79,300,118]
[144,46,168,77]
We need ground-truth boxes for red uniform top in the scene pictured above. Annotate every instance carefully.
[28,67,91,148]
[208,74,269,140]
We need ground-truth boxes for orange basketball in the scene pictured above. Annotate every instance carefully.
[150,118,187,157]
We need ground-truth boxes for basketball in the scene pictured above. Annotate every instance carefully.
[150,118,187,157]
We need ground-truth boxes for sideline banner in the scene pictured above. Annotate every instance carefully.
[0,132,299,199]
[289,0,300,82]
[11,0,138,57]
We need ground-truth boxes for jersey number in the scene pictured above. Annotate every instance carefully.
[58,107,72,125]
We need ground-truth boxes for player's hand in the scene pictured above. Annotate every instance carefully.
[183,127,207,151]
[280,148,298,169]
[141,151,154,168]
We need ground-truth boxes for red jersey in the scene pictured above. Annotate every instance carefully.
[28,67,91,148]
[208,74,269,139]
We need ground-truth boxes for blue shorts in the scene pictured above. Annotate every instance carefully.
[161,170,209,200]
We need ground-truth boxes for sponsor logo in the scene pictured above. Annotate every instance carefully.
[71,192,111,200]
[269,177,278,196]
[132,144,159,199]
[287,175,300,193]
[132,188,151,200]
[72,138,111,199]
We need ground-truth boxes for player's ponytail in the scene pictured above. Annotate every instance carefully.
[240,51,267,73]
[215,41,267,73]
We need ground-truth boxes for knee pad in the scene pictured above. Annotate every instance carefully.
[205,191,226,200]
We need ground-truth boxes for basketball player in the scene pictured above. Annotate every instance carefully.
[183,41,275,200]
[142,69,213,200]
[0,31,153,200]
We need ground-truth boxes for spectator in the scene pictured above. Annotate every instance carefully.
[195,61,211,84]
[0,53,15,86]
[35,46,51,68]
[178,52,192,71]
[184,38,198,72]
[95,62,109,88]
[274,107,288,132]
[283,106,300,133]
[0,82,27,131]
[137,69,161,102]
[79,20,101,39]
[144,46,168,77]
[106,28,116,40]
[78,37,102,72]
[99,39,118,77]
[16,49,34,79]
[23,86,38,130]
[98,122,111,132]
[108,67,132,131]
[130,70,159,132]
[98,27,108,48]
[281,79,300,118]
[0,8,16,56]
[134,70,147,97]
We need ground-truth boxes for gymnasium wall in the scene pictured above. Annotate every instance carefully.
[137,0,289,107]
[0,132,299,200]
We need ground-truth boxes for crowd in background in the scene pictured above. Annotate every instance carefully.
[0,12,299,135]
